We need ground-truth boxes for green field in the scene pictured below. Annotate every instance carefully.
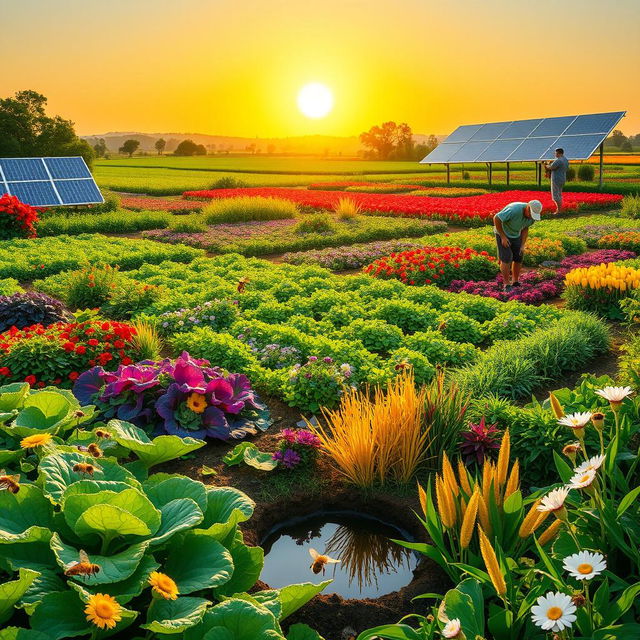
[94,156,640,195]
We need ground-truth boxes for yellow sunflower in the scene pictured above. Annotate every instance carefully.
[20,433,53,449]
[186,392,207,414]
[84,593,122,629]
[148,571,179,600]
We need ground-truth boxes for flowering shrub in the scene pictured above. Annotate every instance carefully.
[157,299,240,335]
[272,428,322,469]
[0,193,40,239]
[182,187,623,224]
[0,291,70,333]
[564,262,640,318]
[566,224,639,248]
[0,319,137,387]
[73,351,269,439]
[364,246,498,287]
[522,237,565,264]
[282,356,353,413]
[121,195,209,212]
[598,230,640,252]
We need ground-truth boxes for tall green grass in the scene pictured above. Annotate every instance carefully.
[620,193,640,219]
[202,196,299,224]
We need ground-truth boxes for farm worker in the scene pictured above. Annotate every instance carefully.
[544,148,569,214]
[493,200,542,293]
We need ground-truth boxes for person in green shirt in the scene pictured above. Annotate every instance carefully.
[493,199,542,292]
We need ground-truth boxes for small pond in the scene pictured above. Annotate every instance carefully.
[260,510,418,599]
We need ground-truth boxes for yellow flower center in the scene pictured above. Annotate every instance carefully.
[186,393,207,414]
[95,601,117,618]
[149,571,179,599]
[546,606,563,620]
[579,474,591,484]
[577,563,593,575]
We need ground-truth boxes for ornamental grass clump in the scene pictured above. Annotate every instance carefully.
[202,195,299,223]
[309,370,428,487]
[564,262,640,318]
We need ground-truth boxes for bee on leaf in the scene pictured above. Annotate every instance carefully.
[0,470,20,494]
[64,549,101,577]
[73,462,95,476]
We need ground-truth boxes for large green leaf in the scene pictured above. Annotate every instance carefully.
[278,581,331,620]
[187,599,283,640]
[0,629,50,640]
[9,391,74,437]
[214,536,263,597]
[0,383,29,411]
[287,624,325,640]
[108,419,205,468]
[142,597,210,634]
[443,586,479,639]
[198,487,254,541]
[148,498,204,548]
[144,475,208,513]
[29,590,96,639]
[0,568,40,625]
[50,533,150,585]
[0,449,24,467]
[243,444,278,471]
[18,568,66,615]
[38,452,141,503]
[0,484,54,539]
[0,532,56,571]
[75,504,151,540]
[165,532,234,594]
[63,487,161,537]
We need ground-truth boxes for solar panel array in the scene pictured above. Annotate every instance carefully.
[420,111,625,164]
[0,157,104,207]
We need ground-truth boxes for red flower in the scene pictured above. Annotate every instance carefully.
[25,375,36,385]
[76,345,87,355]
[63,342,75,352]
[0,367,10,376]
[114,340,125,349]
[87,339,99,347]
[121,357,133,365]
[68,371,79,381]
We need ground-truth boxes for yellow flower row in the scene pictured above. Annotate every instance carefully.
[565,263,640,291]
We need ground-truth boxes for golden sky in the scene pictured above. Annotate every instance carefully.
[4,0,639,137]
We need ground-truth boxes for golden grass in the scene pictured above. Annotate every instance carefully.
[309,371,428,487]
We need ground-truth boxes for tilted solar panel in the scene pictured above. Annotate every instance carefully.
[0,156,103,206]
[421,111,625,164]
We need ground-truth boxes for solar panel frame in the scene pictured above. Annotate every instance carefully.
[0,156,103,206]
[420,111,625,164]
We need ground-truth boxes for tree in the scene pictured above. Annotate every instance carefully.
[155,138,166,155]
[174,139,206,156]
[0,89,95,167]
[93,138,107,158]
[609,129,628,148]
[621,140,633,152]
[119,139,140,157]
[360,121,419,160]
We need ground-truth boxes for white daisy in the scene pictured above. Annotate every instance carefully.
[574,454,606,475]
[537,487,570,513]
[442,618,462,638]
[531,591,577,632]
[563,551,606,580]
[558,412,592,429]
[595,386,633,403]
[567,468,597,490]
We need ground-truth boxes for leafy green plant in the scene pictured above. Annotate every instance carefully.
[620,193,640,219]
[293,213,336,235]
[203,196,299,224]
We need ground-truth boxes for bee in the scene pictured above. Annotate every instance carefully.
[309,548,340,575]
[237,277,250,293]
[87,443,103,458]
[72,462,95,476]
[394,360,411,371]
[94,430,111,439]
[64,549,101,577]
[0,470,20,494]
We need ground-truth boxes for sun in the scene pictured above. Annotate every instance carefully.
[297,83,334,119]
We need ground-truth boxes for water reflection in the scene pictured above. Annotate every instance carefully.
[260,512,416,599]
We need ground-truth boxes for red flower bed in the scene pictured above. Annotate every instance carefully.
[120,195,210,212]
[307,181,421,191]
[0,319,138,388]
[0,194,41,239]
[182,188,622,224]
[363,246,499,286]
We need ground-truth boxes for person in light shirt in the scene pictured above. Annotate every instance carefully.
[544,148,569,214]
[493,199,542,292]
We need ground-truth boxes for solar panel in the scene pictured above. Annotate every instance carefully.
[0,157,103,207]
[421,111,625,164]
[45,157,92,180]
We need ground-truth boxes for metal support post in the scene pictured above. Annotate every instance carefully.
[506,162,510,186]
[598,142,604,189]
[446,163,450,184]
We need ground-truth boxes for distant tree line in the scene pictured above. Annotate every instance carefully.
[606,129,639,152]
[359,121,438,160]
[0,90,95,167]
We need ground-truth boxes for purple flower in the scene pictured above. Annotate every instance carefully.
[308,356,318,362]
[323,356,333,363]
[295,430,321,447]
[273,447,301,469]
[280,428,297,443]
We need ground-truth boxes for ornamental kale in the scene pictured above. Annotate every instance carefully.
[459,417,501,465]
[272,428,322,469]
[73,351,271,440]
[0,291,70,333]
